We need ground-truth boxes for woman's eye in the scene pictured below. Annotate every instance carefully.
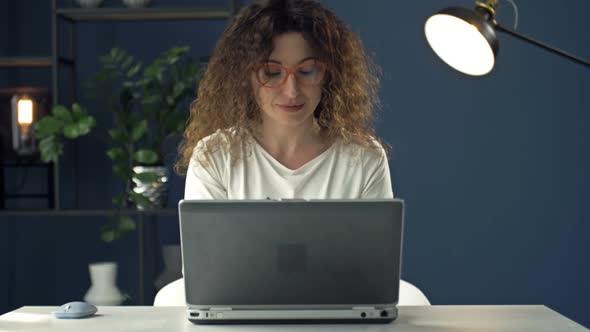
[298,67,317,75]
[263,68,282,76]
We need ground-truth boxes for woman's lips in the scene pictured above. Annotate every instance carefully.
[277,104,304,112]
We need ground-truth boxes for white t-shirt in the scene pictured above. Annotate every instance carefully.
[184,130,394,200]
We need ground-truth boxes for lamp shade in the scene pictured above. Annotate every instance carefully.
[425,7,499,76]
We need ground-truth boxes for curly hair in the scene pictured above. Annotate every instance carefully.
[175,0,386,174]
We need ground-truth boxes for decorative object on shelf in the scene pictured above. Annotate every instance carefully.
[132,165,168,209]
[75,0,104,8]
[6,89,50,157]
[424,0,590,76]
[121,0,152,8]
[11,96,35,155]
[34,103,96,163]
[84,262,125,306]
[154,244,182,291]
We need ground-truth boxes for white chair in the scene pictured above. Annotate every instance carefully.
[153,278,430,306]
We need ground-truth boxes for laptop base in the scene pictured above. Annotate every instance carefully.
[190,318,396,325]
[187,307,397,324]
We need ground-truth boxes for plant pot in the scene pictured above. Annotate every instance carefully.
[154,244,182,291]
[132,165,169,210]
[84,262,124,306]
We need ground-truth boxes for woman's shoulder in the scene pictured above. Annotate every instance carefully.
[337,134,388,162]
[191,127,251,166]
[193,127,243,151]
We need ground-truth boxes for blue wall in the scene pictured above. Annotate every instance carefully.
[1,0,588,327]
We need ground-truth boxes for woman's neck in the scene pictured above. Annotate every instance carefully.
[256,119,323,156]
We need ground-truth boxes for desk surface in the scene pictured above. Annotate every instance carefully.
[0,305,586,331]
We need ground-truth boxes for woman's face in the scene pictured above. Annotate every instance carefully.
[251,32,324,130]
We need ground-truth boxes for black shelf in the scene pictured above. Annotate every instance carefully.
[0,56,74,68]
[0,208,177,217]
[56,6,232,22]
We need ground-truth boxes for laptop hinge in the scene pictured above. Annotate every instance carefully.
[352,306,375,310]
[210,307,232,311]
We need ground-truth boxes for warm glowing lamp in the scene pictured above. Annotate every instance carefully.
[425,0,590,75]
[11,95,37,155]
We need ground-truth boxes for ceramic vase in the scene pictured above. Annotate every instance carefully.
[84,262,124,306]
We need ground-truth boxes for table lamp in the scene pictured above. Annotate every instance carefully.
[424,0,590,76]
[11,94,38,155]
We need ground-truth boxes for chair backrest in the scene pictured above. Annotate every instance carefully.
[153,278,430,306]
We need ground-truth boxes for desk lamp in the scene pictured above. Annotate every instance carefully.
[424,0,590,76]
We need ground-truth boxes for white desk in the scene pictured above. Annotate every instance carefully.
[0,305,586,331]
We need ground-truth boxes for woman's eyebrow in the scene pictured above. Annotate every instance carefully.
[267,56,318,64]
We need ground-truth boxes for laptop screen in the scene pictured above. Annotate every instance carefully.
[179,200,403,306]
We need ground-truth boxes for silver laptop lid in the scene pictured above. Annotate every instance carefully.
[178,199,404,308]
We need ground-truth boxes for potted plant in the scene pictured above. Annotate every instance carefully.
[92,46,202,211]
[34,45,202,242]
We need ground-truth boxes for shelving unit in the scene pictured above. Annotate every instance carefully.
[56,6,234,21]
[0,0,240,210]
[2,0,242,305]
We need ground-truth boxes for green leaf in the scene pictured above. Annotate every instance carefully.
[109,129,128,143]
[63,115,96,139]
[100,229,116,243]
[34,116,62,138]
[121,55,135,69]
[127,63,142,77]
[142,94,160,106]
[133,171,160,183]
[172,82,186,98]
[130,119,148,142]
[78,116,97,134]
[106,147,128,161]
[39,136,63,163]
[113,163,132,180]
[71,103,84,120]
[63,124,83,138]
[129,191,153,208]
[133,149,158,164]
[52,105,73,124]
[117,216,136,232]
[113,48,127,64]
[112,193,126,207]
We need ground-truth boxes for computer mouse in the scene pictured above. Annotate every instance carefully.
[52,301,97,319]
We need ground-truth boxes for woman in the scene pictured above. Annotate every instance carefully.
[176,0,393,201]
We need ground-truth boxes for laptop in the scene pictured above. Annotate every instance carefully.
[178,199,404,324]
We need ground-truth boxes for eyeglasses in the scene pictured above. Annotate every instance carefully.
[255,60,327,88]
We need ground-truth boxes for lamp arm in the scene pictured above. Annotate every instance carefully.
[495,24,590,68]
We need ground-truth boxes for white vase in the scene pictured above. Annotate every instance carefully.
[154,245,182,291]
[84,262,125,306]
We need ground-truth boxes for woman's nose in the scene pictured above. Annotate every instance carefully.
[281,73,300,98]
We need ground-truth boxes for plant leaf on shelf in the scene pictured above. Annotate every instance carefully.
[52,105,73,124]
[129,191,153,208]
[130,119,148,142]
[34,116,63,138]
[39,136,63,163]
[134,171,160,183]
[106,147,128,162]
[133,149,158,165]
